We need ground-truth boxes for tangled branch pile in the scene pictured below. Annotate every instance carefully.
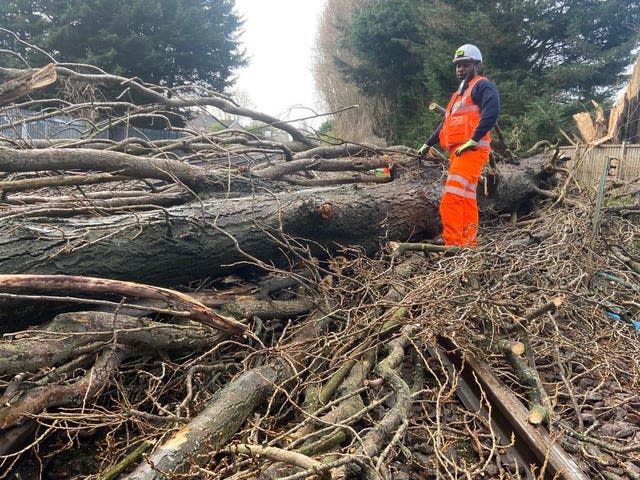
[2,183,639,480]
[0,58,639,480]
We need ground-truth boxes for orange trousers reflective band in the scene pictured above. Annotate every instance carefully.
[439,148,489,246]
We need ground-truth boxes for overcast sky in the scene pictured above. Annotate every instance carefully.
[232,0,327,122]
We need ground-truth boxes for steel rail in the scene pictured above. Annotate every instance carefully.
[431,338,589,480]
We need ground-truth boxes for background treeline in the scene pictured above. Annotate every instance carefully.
[0,0,245,91]
[314,0,640,150]
[2,0,639,151]
[0,0,246,130]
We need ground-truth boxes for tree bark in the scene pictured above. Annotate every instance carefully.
[0,311,222,377]
[0,310,225,431]
[123,307,330,479]
[0,344,131,430]
[0,274,245,333]
[124,363,289,479]
[0,147,211,190]
[0,156,554,289]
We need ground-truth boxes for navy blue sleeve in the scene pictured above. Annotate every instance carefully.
[470,79,500,142]
[426,120,443,147]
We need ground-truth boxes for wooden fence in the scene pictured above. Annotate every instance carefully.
[559,143,640,192]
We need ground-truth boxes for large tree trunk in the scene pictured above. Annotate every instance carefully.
[0,157,553,287]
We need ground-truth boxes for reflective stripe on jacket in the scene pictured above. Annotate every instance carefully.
[439,76,491,150]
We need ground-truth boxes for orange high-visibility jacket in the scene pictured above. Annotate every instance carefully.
[439,76,491,150]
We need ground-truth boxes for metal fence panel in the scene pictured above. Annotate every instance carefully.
[108,125,184,142]
[0,108,183,143]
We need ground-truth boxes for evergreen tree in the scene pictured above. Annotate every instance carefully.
[0,0,246,92]
[337,0,640,149]
[339,0,426,144]
[421,0,640,148]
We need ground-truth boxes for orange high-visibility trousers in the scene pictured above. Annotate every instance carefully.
[439,148,489,246]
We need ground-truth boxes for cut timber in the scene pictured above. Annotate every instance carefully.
[388,241,460,257]
[528,404,549,426]
[497,339,526,357]
[498,337,547,410]
[124,364,288,479]
[524,297,564,322]
[123,304,329,479]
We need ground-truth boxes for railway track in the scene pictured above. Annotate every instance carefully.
[430,337,589,480]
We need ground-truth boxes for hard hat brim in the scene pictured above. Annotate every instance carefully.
[453,56,480,64]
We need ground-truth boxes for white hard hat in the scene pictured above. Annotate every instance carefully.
[453,44,482,63]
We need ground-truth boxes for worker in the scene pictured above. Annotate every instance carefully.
[418,44,500,247]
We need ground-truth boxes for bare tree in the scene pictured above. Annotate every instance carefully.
[314,0,388,145]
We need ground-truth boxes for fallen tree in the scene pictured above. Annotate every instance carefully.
[2,39,639,480]
[0,56,564,290]
[3,199,638,480]
[0,155,557,287]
